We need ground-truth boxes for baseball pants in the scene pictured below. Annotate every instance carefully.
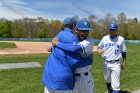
[44,86,72,93]
[72,71,94,93]
[104,60,121,91]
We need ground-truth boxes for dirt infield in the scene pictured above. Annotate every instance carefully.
[0,41,97,54]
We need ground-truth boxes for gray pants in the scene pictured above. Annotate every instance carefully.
[44,86,72,93]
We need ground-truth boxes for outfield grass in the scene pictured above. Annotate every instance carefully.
[120,44,140,91]
[0,42,17,49]
[0,54,48,93]
[0,68,44,93]
[0,54,49,66]
[0,44,139,93]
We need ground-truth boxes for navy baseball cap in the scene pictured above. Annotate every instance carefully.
[63,17,76,25]
[109,23,118,30]
[76,19,93,31]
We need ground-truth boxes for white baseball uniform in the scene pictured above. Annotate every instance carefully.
[97,35,126,91]
[73,37,94,93]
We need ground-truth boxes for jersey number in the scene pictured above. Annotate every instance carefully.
[114,49,119,54]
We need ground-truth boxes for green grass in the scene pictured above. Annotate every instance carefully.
[120,44,140,91]
[0,54,49,66]
[0,54,49,93]
[0,68,44,93]
[0,44,139,93]
[0,42,17,49]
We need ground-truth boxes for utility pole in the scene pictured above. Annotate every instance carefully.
[72,3,98,37]
[72,3,97,21]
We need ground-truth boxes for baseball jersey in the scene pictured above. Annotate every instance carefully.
[97,35,126,61]
[42,28,80,90]
[56,37,94,68]
[79,37,94,58]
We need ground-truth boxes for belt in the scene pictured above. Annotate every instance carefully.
[106,59,119,62]
[75,72,89,77]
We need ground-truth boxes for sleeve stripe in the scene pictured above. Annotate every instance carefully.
[79,44,85,54]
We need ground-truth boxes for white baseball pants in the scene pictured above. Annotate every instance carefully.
[104,60,121,91]
[72,72,94,93]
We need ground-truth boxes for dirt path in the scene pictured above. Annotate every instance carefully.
[0,41,97,54]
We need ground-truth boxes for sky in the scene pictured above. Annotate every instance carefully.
[0,0,140,21]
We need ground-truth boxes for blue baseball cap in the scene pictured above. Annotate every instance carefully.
[63,17,76,25]
[76,19,93,31]
[109,23,118,30]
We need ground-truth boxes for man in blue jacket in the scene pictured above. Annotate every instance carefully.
[52,19,94,93]
[42,17,81,93]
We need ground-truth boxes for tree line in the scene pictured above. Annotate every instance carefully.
[0,12,140,40]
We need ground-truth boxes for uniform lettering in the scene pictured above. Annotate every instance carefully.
[105,43,119,48]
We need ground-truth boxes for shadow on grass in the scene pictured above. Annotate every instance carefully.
[120,90,131,93]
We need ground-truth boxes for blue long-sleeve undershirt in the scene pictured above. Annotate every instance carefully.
[122,52,126,58]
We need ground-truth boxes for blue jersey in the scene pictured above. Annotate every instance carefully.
[42,28,80,90]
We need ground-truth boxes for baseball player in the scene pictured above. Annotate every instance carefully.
[52,19,94,93]
[97,22,127,93]
[42,17,81,93]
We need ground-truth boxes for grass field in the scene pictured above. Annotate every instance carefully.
[0,42,17,49]
[0,44,140,93]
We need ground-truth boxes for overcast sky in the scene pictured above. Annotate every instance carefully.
[0,0,140,20]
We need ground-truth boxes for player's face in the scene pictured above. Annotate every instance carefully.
[109,29,117,37]
[76,30,89,41]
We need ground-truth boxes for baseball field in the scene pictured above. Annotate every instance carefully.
[0,42,139,93]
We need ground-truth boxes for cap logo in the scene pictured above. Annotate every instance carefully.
[111,23,114,27]
[84,22,89,27]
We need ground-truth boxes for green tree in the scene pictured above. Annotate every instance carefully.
[38,28,47,38]
[0,21,12,37]
[117,12,129,39]
[11,20,23,38]
[49,20,63,38]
